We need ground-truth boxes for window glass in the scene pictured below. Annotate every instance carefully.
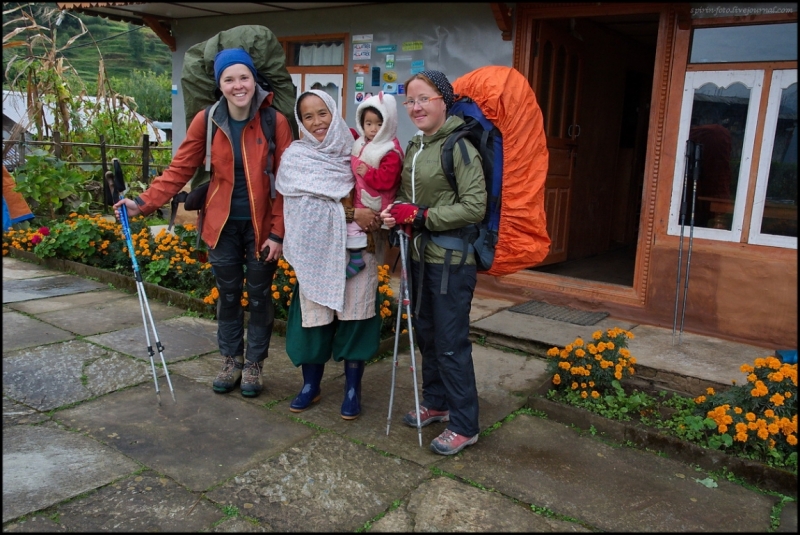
[688,82,752,230]
[760,82,797,237]
[690,24,797,63]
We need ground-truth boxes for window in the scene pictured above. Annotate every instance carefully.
[668,22,797,249]
[748,70,797,246]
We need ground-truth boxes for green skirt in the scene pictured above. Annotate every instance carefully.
[285,283,382,366]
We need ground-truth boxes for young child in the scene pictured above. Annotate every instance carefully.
[346,92,404,278]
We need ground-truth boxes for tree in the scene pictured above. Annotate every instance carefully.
[110,69,172,122]
[128,25,145,62]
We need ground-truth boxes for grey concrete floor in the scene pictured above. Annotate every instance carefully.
[2,255,796,532]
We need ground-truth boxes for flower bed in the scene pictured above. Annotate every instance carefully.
[3,212,402,344]
[534,327,797,495]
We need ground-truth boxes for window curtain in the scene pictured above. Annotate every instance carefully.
[298,42,343,66]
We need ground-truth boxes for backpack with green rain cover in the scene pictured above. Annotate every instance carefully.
[170,25,298,230]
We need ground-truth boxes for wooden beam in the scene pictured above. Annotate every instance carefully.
[141,14,175,52]
[490,2,513,41]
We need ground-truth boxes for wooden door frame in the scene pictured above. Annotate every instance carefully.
[502,2,680,307]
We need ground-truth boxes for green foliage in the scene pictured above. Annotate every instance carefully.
[12,149,94,218]
[34,216,104,262]
[110,69,172,122]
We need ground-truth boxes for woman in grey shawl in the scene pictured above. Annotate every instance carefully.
[276,89,382,420]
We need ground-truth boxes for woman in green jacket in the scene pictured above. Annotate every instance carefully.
[381,70,486,456]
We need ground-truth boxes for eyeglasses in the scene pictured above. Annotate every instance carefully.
[402,96,443,108]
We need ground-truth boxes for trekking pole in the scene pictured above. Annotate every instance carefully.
[386,230,406,436]
[108,159,176,404]
[672,140,694,346]
[386,227,423,447]
[679,143,702,344]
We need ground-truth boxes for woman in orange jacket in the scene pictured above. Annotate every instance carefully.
[114,49,294,398]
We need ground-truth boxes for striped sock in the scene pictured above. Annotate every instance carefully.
[346,249,366,279]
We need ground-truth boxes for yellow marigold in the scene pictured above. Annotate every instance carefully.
[575,348,586,357]
[739,363,753,374]
[597,342,606,352]
[754,358,766,368]
[769,393,785,406]
[272,291,280,299]
[614,371,622,380]
[588,381,595,387]
[718,424,728,434]
[694,395,706,404]
[745,412,756,421]
[588,344,598,355]
[735,422,748,433]
[628,367,635,375]
[574,337,584,347]
[580,391,588,399]
[734,407,742,414]
[606,341,615,350]
[284,285,291,293]
[766,356,782,370]
[734,432,748,442]
[765,409,775,418]
[768,423,780,435]
[706,387,715,395]
[289,277,297,284]
[580,383,587,389]
[747,373,757,383]
[547,347,560,357]
[571,382,578,390]
[620,348,631,358]
[560,350,570,359]
[552,374,561,385]
[591,390,600,398]
[757,428,769,440]
[768,372,785,382]
[559,361,570,370]
[565,344,573,352]
[748,421,759,431]
[785,391,793,399]
[592,330,602,340]
[787,435,798,446]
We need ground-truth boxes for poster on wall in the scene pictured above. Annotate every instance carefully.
[402,41,423,51]
[355,77,364,91]
[355,91,365,104]
[375,44,396,53]
[353,43,372,61]
[385,54,395,69]
[383,83,398,95]
[410,60,425,75]
[353,63,370,74]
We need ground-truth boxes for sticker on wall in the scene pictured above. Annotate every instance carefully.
[355,91,366,104]
[353,43,372,60]
[355,77,364,91]
[352,34,373,43]
[171,84,178,95]
[385,54,395,69]
[394,55,412,62]
[383,71,398,83]
[410,60,425,75]
[397,84,405,95]
[402,41,423,52]
[353,63,370,74]
[382,83,398,94]
[371,67,381,86]
[376,44,396,53]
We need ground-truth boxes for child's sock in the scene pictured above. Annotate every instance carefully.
[346,249,366,279]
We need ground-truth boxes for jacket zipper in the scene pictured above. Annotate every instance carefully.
[410,139,424,261]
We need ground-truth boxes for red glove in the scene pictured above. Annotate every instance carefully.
[390,203,426,225]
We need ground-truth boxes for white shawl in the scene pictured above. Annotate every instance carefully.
[276,90,354,314]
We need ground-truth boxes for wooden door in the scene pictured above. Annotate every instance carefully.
[534,20,583,266]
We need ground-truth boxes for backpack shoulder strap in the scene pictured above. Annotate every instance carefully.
[204,100,221,172]
[441,129,472,203]
[260,106,278,199]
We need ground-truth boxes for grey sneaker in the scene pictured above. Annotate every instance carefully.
[212,355,243,393]
[240,360,263,397]
[430,429,478,456]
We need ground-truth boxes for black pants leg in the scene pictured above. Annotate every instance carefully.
[209,220,276,362]
[410,261,480,437]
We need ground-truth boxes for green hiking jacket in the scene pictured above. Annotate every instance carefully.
[398,115,487,265]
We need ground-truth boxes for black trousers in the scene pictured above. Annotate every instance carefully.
[208,220,277,362]
[410,260,480,437]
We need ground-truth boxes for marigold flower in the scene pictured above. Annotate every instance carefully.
[552,374,561,385]
[694,395,706,404]
[273,291,280,299]
[580,391,588,399]
[571,382,578,390]
[733,407,742,414]
[764,409,775,418]
[734,432,748,442]
[757,428,769,440]
[745,412,756,422]
[769,393,785,406]
[547,347,560,357]
[718,424,728,434]
[706,387,715,395]
[592,330,602,340]
[787,435,798,446]
[575,348,586,357]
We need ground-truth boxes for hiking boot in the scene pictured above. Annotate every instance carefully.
[403,406,450,428]
[212,355,243,393]
[240,359,264,397]
[430,429,478,456]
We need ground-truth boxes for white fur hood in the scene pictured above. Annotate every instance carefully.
[351,92,400,168]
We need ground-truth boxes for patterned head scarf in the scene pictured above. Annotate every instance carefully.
[417,70,455,112]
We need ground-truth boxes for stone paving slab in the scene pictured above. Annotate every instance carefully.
[28,294,184,337]
[2,425,139,523]
[471,310,637,351]
[2,309,75,352]
[370,476,591,532]
[6,289,130,315]
[2,275,106,304]
[439,413,777,532]
[2,396,49,428]
[55,374,315,492]
[3,340,156,411]
[86,315,219,363]
[627,324,772,387]
[276,344,548,467]
[50,470,223,532]
[1,257,62,280]
[2,515,67,532]
[205,432,430,532]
